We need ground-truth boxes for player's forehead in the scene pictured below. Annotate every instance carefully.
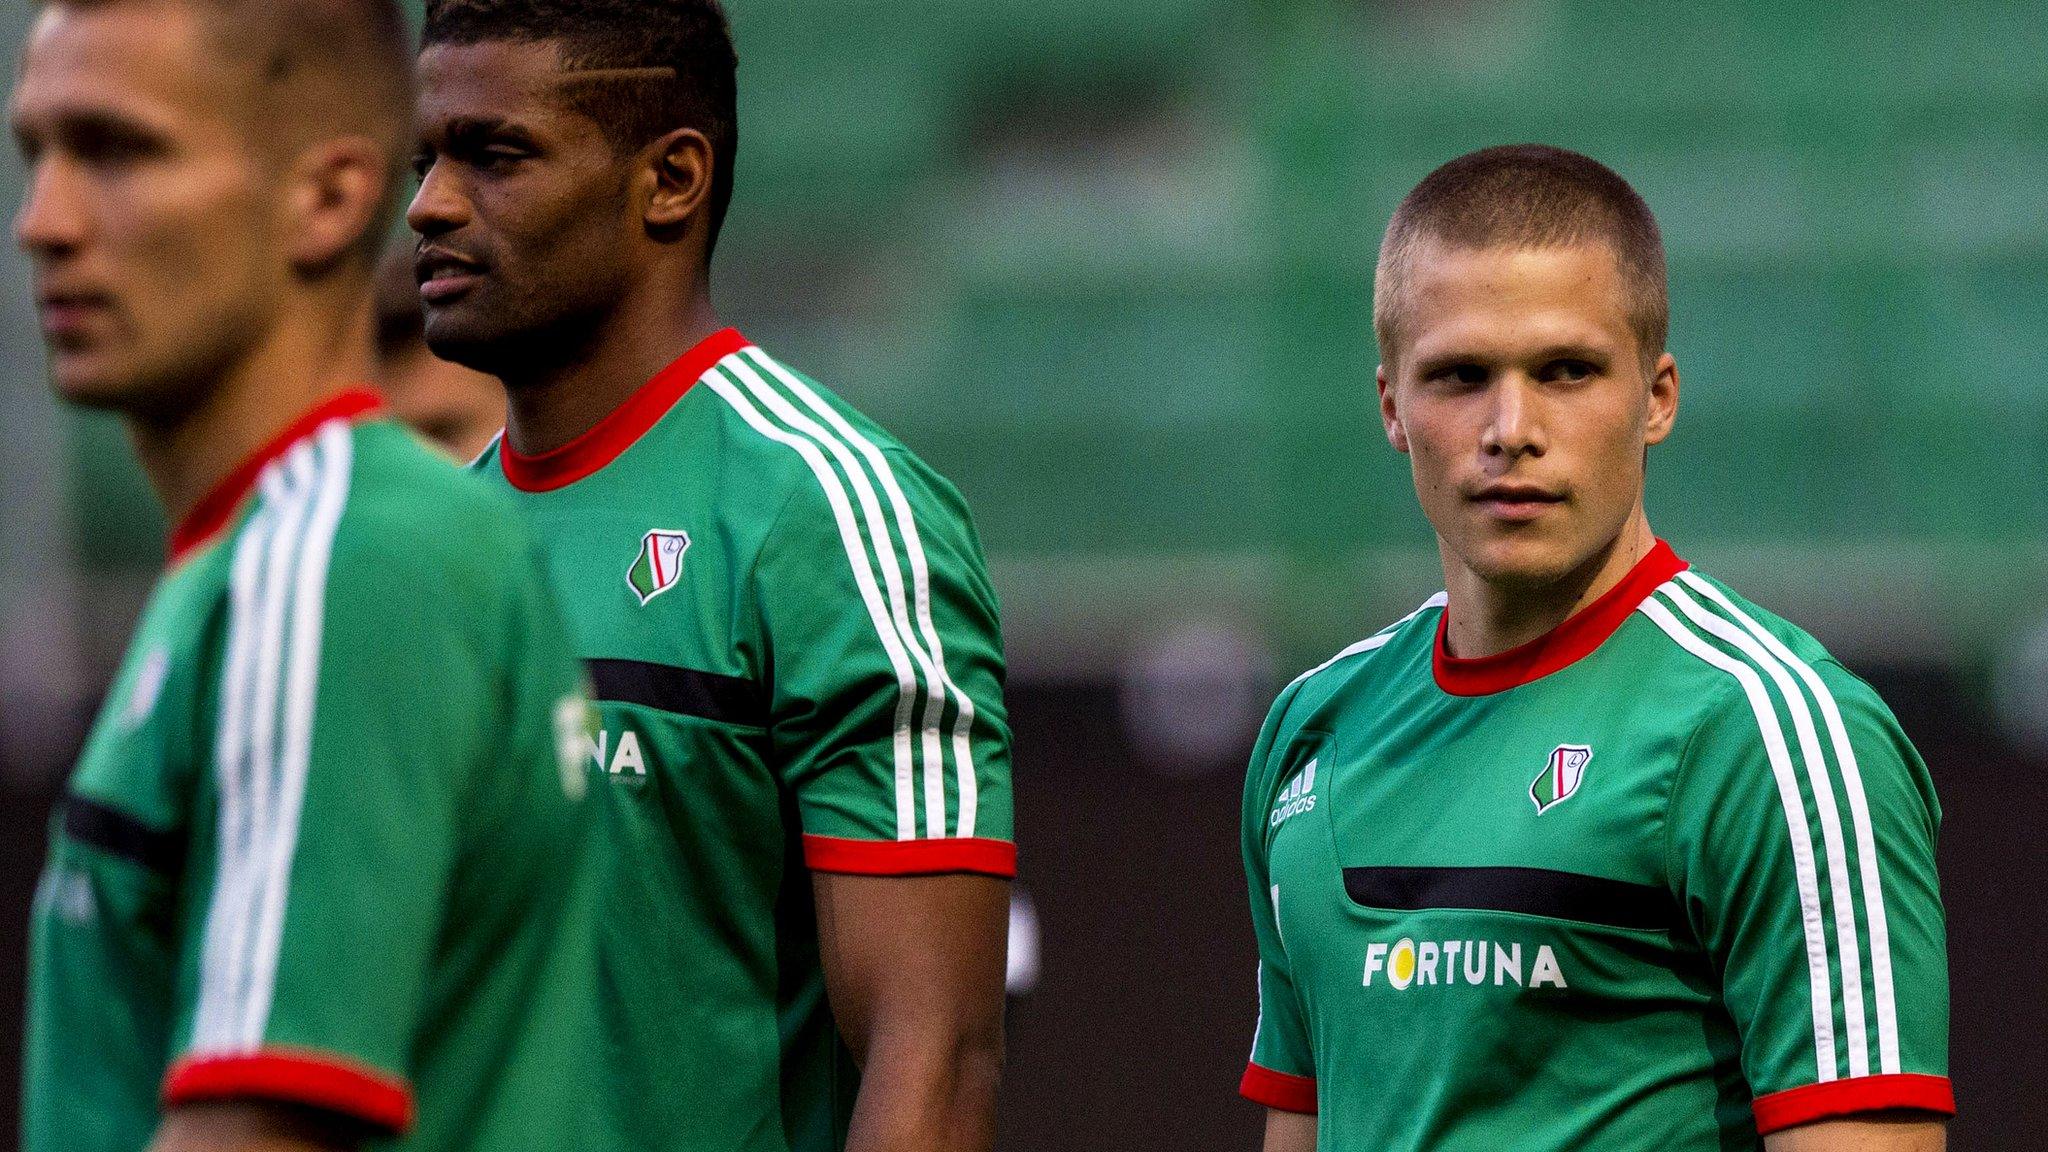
[12,3,243,138]
[1396,240,1637,363]
[416,39,597,135]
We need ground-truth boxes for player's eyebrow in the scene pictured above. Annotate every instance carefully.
[440,114,537,145]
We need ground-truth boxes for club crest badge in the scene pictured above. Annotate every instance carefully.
[1530,744,1592,814]
[626,530,691,606]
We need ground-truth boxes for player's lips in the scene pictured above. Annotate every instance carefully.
[1469,483,1565,522]
[35,288,112,341]
[415,248,485,304]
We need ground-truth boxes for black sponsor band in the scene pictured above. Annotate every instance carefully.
[585,658,767,728]
[1343,865,1677,932]
[63,796,185,876]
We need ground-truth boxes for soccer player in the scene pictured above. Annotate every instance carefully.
[10,2,601,1150]
[407,2,1015,1150]
[1239,145,1951,1152]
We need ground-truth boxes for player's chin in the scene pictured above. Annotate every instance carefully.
[45,349,147,411]
[420,310,513,376]
[1452,523,1585,590]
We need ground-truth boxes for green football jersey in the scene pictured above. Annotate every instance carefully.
[474,329,1015,1152]
[1240,541,1953,1149]
[23,392,602,1152]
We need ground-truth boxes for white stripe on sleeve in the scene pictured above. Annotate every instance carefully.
[1678,569,1899,1074]
[239,422,353,1045]
[748,349,987,839]
[721,354,949,839]
[1639,592,1838,1083]
[700,365,922,841]
[1660,582,1868,1077]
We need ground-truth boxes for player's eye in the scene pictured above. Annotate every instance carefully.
[66,121,161,169]
[476,144,528,168]
[1430,364,1490,388]
[1545,359,1598,383]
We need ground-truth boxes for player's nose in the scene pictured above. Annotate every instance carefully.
[1480,375,1546,459]
[406,160,471,239]
[14,159,89,257]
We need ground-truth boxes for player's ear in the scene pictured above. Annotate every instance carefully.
[283,136,389,274]
[1644,351,1678,447]
[1378,363,1410,454]
[644,127,714,235]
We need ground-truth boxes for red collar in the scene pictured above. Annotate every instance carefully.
[168,388,384,567]
[1433,539,1687,696]
[501,328,751,492]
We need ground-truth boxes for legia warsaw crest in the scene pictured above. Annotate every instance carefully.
[627,530,692,605]
[1530,744,1592,814]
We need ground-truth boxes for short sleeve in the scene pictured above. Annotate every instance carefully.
[755,450,1014,879]
[1239,684,1317,1114]
[162,476,589,1135]
[1668,660,1952,1136]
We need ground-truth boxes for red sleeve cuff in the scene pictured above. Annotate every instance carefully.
[163,1047,416,1134]
[801,834,1017,878]
[1752,1072,1954,1134]
[1240,1062,1317,1114]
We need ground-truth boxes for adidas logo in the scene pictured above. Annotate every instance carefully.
[1270,759,1319,828]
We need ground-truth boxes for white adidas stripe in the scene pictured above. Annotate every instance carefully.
[699,365,923,841]
[240,422,352,1045]
[194,427,352,1051]
[1660,581,1870,1077]
[193,463,296,1049]
[721,353,951,839]
[1638,593,1838,1082]
[747,348,986,840]
[1676,570,1900,1073]
[203,444,321,1048]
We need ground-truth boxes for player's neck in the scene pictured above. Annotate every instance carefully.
[1440,513,1657,660]
[500,282,723,458]
[129,294,377,533]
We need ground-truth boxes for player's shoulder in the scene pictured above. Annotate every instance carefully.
[313,420,533,592]
[1269,592,1449,737]
[699,340,976,544]
[1628,563,1900,747]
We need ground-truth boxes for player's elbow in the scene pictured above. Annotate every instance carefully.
[855,1008,1006,1142]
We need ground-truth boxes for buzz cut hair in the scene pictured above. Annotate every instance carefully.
[422,0,739,259]
[38,0,414,263]
[1374,144,1668,368]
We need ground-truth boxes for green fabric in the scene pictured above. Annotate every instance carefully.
[1244,565,1947,1151]
[24,420,601,1152]
[476,340,1013,1152]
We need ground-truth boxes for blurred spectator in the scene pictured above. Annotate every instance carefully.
[374,247,503,461]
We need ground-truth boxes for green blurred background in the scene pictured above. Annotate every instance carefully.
[7,0,2048,674]
[1,2,2043,1148]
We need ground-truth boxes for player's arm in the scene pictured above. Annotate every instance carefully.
[814,872,1008,1152]
[1239,681,1318,1144]
[158,481,585,1142]
[1669,652,1952,1142]
[753,450,1016,1151]
[1763,1114,1945,1151]
[149,1101,357,1152]
[1263,1109,1317,1152]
